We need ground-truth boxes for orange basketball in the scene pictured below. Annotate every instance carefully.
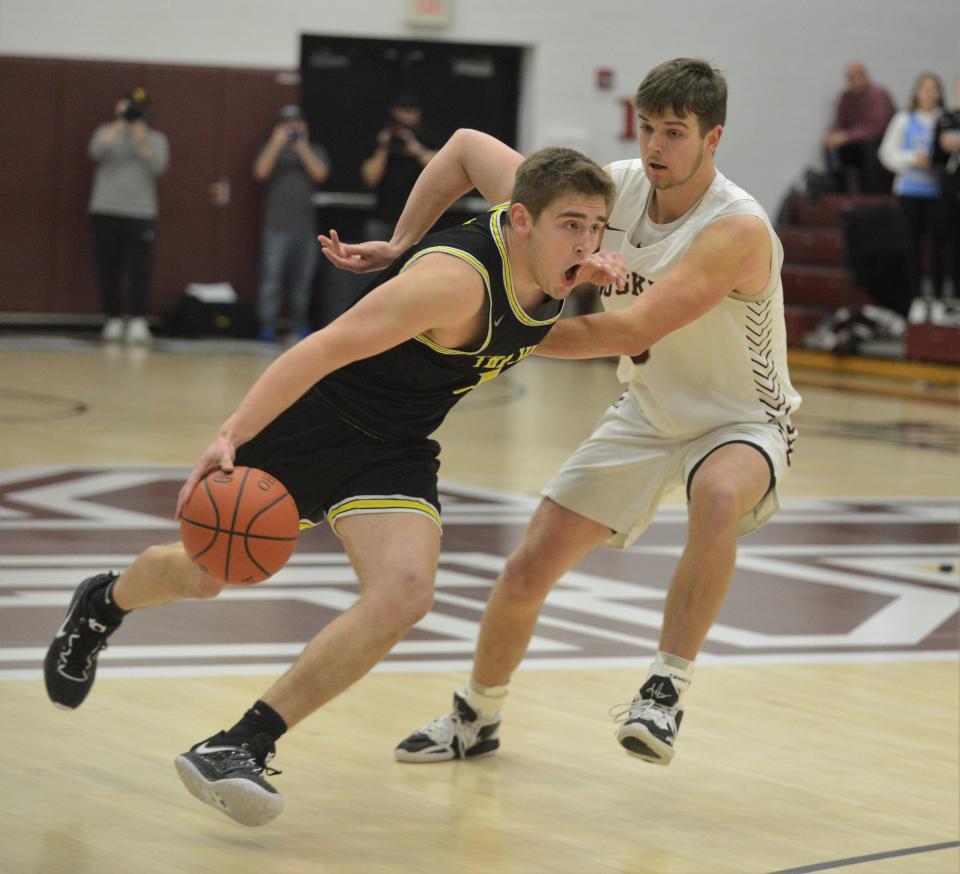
[179,466,300,585]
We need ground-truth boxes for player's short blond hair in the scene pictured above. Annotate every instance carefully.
[511,147,615,221]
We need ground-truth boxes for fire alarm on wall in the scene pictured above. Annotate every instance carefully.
[596,69,614,90]
[407,0,451,28]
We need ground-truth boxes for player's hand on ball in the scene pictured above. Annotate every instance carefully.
[176,435,237,520]
[318,229,401,273]
[580,250,627,290]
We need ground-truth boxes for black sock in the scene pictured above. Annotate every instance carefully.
[225,700,288,744]
[91,575,128,625]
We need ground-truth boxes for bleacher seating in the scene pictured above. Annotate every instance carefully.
[779,191,891,347]
[779,190,959,365]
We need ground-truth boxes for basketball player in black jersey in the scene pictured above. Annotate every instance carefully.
[42,146,621,827]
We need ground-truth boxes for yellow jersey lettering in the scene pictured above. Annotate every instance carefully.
[455,354,516,395]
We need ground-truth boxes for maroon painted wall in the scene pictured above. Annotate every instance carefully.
[0,56,300,317]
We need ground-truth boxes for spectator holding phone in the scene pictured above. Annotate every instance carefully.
[88,88,169,344]
[360,93,437,242]
[254,105,331,341]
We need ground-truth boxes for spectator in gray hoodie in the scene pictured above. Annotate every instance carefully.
[88,88,169,344]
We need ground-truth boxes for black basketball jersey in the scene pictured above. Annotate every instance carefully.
[314,204,563,440]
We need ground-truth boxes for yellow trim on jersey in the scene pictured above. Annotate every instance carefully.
[400,246,493,356]
[488,204,562,328]
[326,496,442,532]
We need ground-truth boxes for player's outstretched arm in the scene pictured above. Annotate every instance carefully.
[319,129,522,273]
[177,257,486,516]
[535,215,771,360]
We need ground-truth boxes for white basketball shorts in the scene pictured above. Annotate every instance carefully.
[541,391,795,549]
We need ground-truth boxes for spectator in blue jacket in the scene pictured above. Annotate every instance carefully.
[880,73,945,309]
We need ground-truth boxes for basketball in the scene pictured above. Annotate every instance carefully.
[179,466,300,585]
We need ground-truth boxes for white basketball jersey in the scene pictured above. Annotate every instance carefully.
[599,159,801,445]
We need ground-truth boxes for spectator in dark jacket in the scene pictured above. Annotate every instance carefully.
[931,75,960,302]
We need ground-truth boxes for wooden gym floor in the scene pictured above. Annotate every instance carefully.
[0,335,957,874]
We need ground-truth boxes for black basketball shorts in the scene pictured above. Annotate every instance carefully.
[235,390,442,535]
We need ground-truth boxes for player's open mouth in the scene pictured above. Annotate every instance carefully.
[564,263,582,285]
[648,161,667,171]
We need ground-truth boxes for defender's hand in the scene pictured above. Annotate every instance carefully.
[579,250,628,291]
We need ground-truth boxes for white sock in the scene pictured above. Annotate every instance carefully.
[465,678,508,720]
[647,651,694,703]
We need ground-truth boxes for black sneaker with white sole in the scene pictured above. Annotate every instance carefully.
[395,691,501,763]
[43,572,122,709]
[174,731,283,827]
[614,675,685,765]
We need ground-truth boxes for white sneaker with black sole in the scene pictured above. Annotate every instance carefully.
[174,731,283,827]
[614,675,684,765]
[395,691,500,762]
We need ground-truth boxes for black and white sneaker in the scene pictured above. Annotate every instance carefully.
[614,675,684,765]
[174,732,283,827]
[395,691,501,763]
[43,572,122,709]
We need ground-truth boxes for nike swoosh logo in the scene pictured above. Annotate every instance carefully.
[493,314,506,327]
[192,742,238,755]
[605,223,627,233]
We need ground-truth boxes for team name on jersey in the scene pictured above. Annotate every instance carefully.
[455,345,538,395]
[600,272,655,297]
[473,345,537,369]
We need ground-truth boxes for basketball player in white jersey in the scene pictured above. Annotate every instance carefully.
[322,58,801,766]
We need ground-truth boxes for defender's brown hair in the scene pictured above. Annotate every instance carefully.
[634,58,728,135]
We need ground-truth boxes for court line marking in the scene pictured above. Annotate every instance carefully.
[1,543,958,574]
[0,463,954,508]
[766,839,959,874]
[1,465,957,528]
[2,651,956,682]
[0,634,575,661]
[2,509,956,529]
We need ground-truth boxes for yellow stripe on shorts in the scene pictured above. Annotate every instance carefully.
[326,496,442,531]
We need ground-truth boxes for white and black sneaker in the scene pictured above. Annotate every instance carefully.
[395,691,501,763]
[44,572,122,709]
[614,675,684,765]
[174,731,283,827]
